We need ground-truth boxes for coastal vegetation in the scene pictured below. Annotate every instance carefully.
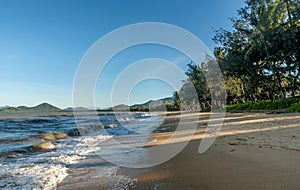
[173,0,300,112]
[226,97,300,111]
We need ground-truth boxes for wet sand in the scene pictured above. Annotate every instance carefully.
[129,112,300,189]
[59,112,300,189]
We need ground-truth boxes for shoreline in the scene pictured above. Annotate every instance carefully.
[125,112,300,189]
[57,112,300,189]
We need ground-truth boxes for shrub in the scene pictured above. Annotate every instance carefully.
[288,103,300,112]
[226,98,300,111]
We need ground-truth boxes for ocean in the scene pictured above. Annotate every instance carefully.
[0,112,162,189]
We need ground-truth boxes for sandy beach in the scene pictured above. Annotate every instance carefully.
[58,112,300,189]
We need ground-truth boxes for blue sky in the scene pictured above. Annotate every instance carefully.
[0,0,244,108]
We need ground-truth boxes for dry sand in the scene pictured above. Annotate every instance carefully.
[59,112,300,189]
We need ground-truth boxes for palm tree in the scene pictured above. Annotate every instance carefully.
[249,0,287,99]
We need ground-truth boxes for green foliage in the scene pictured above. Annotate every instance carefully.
[173,61,212,111]
[129,106,149,112]
[129,98,178,112]
[213,0,300,103]
[174,0,300,111]
[226,98,300,111]
[172,91,181,111]
[288,102,300,112]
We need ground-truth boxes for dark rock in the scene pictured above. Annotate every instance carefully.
[228,142,241,146]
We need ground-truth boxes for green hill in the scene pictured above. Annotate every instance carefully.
[0,103,61,112]
[99,97,174,112]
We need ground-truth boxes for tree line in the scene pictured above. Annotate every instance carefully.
[173,0,300,111]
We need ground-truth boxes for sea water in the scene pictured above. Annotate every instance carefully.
[0,112,162,189]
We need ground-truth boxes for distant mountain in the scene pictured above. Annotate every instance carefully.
[30,103,61,112]
[111,104,129,111]
[64,107,89,111]
[0,97,175,112]
[0,105,10,110]
[130,97,174,111]
[161,97,174,104]
[100,97,174,111]
[0,103,61,112]
[1,106,20,112]
[132,97,174,107]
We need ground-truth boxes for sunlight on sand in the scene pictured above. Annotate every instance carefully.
[145,113,300,150]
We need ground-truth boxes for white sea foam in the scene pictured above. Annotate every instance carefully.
[102,167,137,190]
[0,113,161,189]
[0,134,112,190]
[140,112,151,117]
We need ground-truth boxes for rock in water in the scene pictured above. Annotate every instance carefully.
[32,142,55,150]
[67,129,81,136]
[40,133,56,140]
[55,132,68,139]
[40,132,68,140]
